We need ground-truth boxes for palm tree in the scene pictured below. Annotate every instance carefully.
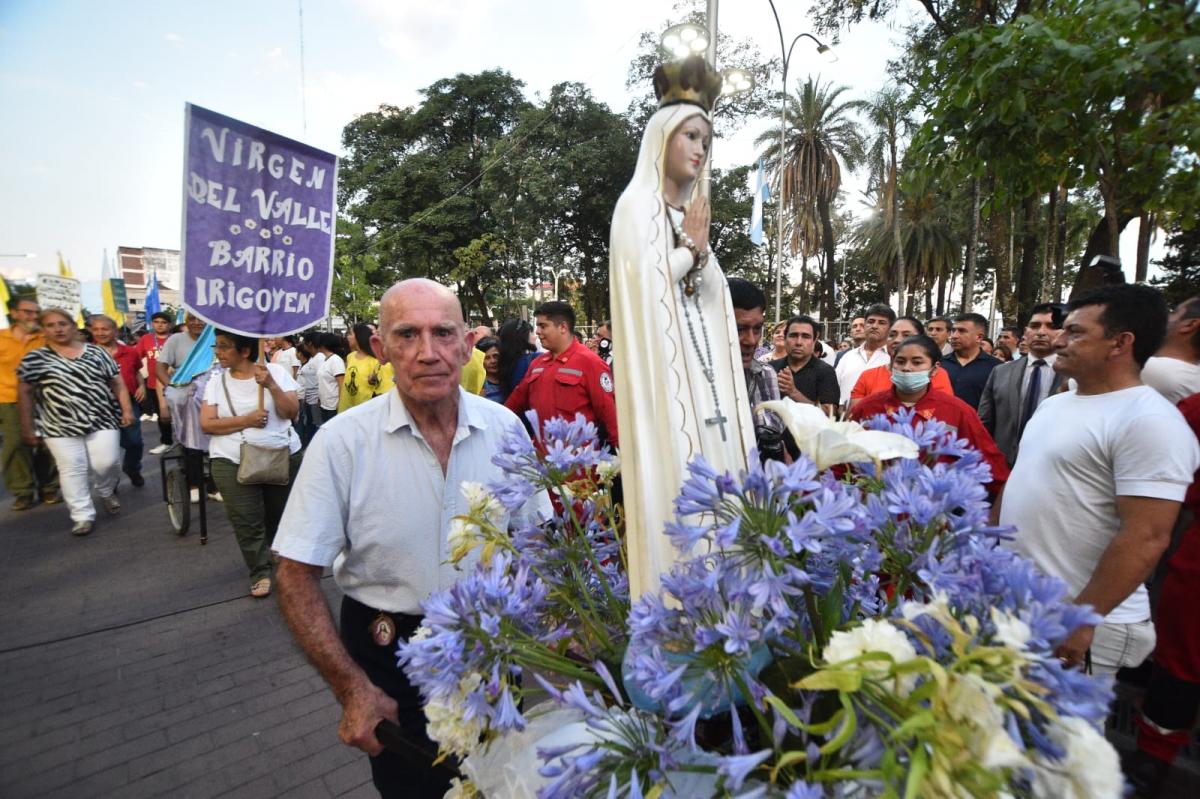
[756,76,864,320]
[862,88,911,311]
[854,173,960,307]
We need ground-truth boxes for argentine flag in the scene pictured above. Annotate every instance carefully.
[749,159,770,245]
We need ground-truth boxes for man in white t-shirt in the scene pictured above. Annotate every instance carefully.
[1001,284,1200,676]
[834,304,894,405]
[273,279,549,798]
[1141,294,1200,405]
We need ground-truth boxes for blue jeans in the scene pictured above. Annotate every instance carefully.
[119,420,144,477]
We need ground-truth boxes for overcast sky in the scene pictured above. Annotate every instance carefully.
[0,0,1153,296]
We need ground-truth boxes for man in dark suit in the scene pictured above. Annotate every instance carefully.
[978,303,1065,466]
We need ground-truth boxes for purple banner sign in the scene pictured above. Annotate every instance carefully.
[182,104,337,336]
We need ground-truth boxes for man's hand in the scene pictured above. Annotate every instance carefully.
[777,368,798,401]
[134,385,146,403]
[158,391,171,422]
[120,410,135,428]
[1054,624,1095,670]
[337,680,400,756]
[21,429,40,447]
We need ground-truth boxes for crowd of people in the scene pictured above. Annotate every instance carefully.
[3,275,1198,797]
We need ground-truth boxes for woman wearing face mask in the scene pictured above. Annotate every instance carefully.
[847,316,953,410]
[849,334,1009,492]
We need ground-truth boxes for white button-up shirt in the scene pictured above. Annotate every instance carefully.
[273,388,551,613]
[1019,353,1057,411]
[835,344,891,405]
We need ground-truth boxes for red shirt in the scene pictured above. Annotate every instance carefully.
[136,332,170,389]
[505,340,619,449]
[107,342,142,396]
[849,387,1010,486]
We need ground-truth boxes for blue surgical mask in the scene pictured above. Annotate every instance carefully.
[892,369,932,393]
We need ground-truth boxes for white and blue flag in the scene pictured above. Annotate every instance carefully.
[750,159,771,245]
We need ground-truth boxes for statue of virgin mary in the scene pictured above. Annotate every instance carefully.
[609,58,756,599]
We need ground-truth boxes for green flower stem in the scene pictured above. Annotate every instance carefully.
[729,670,775,744]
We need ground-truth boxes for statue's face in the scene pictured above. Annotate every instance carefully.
[665,114,711,189]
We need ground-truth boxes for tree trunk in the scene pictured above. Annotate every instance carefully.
[987,206,1013,326]
[1041,186,1058,301]
[962,177,980,311]
[1053,185,1068,302]
[819,196,837,321]
[1070,210,1137,298]
[889,144,906,313]
[936,270,947,316]
[1016,194,1039,325]
[1135,211,1155,283]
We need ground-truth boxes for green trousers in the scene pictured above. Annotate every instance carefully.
[210,451,303,581]
[0,402,58,500]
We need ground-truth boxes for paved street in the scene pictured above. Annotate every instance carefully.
[0,422,375,798]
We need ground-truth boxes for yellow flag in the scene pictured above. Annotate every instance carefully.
[0,276,10,330]
[100,251,125,329]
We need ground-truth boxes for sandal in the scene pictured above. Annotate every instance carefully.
[250,577,272,598]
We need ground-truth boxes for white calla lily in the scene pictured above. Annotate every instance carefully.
[756,399,919,470]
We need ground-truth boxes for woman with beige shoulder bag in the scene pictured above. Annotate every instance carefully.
[200,330,302,598]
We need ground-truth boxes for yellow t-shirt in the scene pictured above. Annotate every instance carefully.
[460,347,485,395]
[338,351,395,411]
[0,328,45,404]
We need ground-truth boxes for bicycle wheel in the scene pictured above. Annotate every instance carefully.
[165,465,190,536]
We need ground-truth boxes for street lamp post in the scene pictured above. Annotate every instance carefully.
[767,0,831,325]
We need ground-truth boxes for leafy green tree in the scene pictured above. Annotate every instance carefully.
[861,87,911,310]
[854,173,959,313]
[331,218,389,325]
[338,70,531,321]
[912,0,1200,297]
[485,83,637,324]
[1151,221,1200,308]
[755,77,864,321]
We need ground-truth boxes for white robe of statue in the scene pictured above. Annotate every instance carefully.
[609,103,755,599]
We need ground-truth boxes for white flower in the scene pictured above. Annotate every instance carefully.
[900,591,951,623]
[426,673,487,759]
[823,619,918,693]
[945,673,1029,770]
[443,777,479,799]
[990,607,1032,652]
[597,454,621,481]
[408,625,432,644]
[755,400,919,471]
[460,482,505,525]
[447,517,483,564]
[1029,716,1123,799]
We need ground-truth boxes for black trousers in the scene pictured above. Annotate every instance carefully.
[142,388,173,446]
[339,596,454,799]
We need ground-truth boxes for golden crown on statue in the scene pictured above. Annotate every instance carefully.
[653,56,723,112]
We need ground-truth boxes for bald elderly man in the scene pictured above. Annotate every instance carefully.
[274,280,549,798]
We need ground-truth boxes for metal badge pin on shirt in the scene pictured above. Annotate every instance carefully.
[370,612,397,647]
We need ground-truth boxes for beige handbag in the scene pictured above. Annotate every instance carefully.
[221,372,291,485]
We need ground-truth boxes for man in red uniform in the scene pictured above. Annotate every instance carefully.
[90,315,147,487]
[135,311,174,454]
[505,301,619,450]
